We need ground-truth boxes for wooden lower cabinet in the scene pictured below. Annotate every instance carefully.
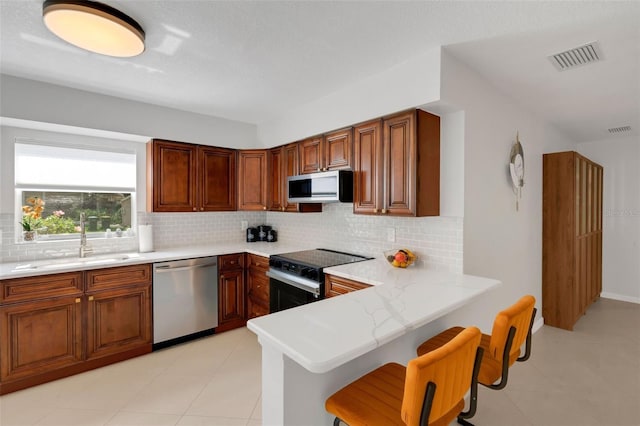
[325,274,371,298]
[86,285,152,360]
[0,265,153,395]
[247,254,270,319]
[217,254,247,332]
[0,295,83,383]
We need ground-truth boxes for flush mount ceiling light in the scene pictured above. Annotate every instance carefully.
[42,0,145,57]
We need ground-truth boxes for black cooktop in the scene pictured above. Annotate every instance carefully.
[271,248,370,269]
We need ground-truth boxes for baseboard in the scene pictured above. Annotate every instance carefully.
[532,316,544,333]
[601,292,640,304]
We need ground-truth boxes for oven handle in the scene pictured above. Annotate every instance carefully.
[266,269,321,297]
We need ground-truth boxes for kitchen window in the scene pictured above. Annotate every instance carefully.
[15,141,136,242]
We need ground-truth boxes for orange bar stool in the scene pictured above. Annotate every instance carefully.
[416,295,536,422]
[325,326,483,426]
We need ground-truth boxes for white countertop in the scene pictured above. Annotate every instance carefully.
[0,241,307,280]
[247,258,500,373]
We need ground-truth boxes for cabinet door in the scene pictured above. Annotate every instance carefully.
[300,136,324,174]
[268,147,284,212]
[86,286,152,361]
[1,296,83,382]
[147,140,198,212]
[353,120,383,214]
[199,147,237,211]
[283,143,300,212]
[238,150,268,211]
[325,275,371,298]
[383,112,416,216]
[218,269,246,332]
[324,128,352,170]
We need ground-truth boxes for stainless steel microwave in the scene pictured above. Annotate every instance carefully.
[287,170,353,203]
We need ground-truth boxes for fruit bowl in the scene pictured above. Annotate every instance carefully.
[384,249,417,268]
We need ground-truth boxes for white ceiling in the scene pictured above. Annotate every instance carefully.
[1,1,639,143]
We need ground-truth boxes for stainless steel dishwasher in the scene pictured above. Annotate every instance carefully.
[153,256,218,347]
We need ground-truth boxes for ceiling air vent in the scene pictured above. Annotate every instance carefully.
[548,41,602,71]
[608,126,632,134]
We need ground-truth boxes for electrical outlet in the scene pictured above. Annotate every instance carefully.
[241,220,248,231]
[387,227,396,242]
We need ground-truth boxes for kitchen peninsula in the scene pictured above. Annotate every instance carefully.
[247,259,500,425]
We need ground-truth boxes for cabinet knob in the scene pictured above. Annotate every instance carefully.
[200,207,204,211]
[263,206,267,210]
[220,275,224,279]
[75,298,81,303]
[193,207,197,211]
[88,296,94,301]
[322,167,327,171]
[381,209,387,214]
[281,206,285,211]
[374,208,379,213]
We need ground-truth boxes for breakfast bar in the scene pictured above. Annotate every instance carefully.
[247,258,501,425]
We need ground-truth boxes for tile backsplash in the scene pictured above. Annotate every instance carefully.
[1,206,462,272]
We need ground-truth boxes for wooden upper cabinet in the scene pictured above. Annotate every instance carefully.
[147,139,197,212]
[199,147,237,211]
[300,136,324,174]
[353,120,383,214]
[300,130,353,174]
[324,128,352,171]
[353,110,440,217]
[147,140,237,212]
[268,147,284,212]
[238,150,268,211]
[282,143,301,212]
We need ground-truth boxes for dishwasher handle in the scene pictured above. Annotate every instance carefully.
[154,262,218,273]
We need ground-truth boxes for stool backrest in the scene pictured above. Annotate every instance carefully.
[401,326,481,426]
[489,295,536,364]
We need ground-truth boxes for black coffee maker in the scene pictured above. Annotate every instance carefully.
[246,227,257,242]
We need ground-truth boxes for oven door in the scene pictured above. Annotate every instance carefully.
[267,269,322,313]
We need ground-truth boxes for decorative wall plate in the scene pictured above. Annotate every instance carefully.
[510,132,525,211]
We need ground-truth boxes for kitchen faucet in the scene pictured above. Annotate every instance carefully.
[79,212,93,258]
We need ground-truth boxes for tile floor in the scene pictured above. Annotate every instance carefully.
[1,298,638,426]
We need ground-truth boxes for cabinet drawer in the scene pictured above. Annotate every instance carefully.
[325,275,371,298]
[247,254,269,270]
[1,272,83,304]
[219,253,245,271]
[85,264,151,292]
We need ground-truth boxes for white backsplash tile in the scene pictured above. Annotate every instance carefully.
[1,206,462,272]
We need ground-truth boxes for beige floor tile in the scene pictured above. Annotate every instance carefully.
[465,386,533,426]
[34,408,116,426]
[176,415,248,426]
[121,374,210,415]
[104,411,181,426]
[245,420,262,426]
[250,396,261,420]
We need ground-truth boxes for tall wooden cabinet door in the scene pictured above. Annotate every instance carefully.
[1,296,83,382]
[238,150,268,211]
[324,128,352,170]
[268,147,284,212]
[199,147,237,211]
[353,120,383,214]
[383,111,416,216]
[283,143,300,212]
[86,286,151,361]
[300,136,324,174]
[147,140,198,212]
[218,270,246,330]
